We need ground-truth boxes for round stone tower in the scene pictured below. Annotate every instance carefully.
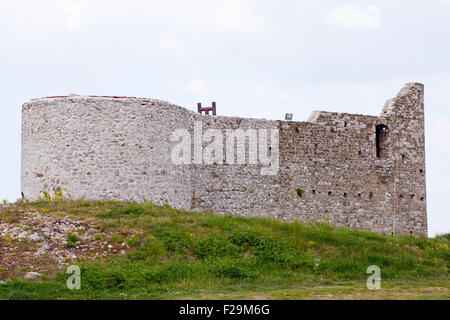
[21,95,196,208]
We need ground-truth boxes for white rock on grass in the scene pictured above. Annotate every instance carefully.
[28,233,40,241]
[24,272,41,281]
[17,232,27,239]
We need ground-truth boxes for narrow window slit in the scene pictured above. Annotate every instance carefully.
[375,124,388,158]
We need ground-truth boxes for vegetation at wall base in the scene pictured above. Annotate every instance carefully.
[0,200,448,300]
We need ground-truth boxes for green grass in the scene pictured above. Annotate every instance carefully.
[0,200,448,299]
[66,233,81,248]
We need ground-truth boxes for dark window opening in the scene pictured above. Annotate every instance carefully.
[420,197,424,201]
[411,194,415,199]
[312,190,316,195]
[375,124,388,158]
[409,231,413,236]
[328,191,332,196]
[420,169,423,173]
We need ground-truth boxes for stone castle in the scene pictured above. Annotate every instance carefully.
[21,82,427,236]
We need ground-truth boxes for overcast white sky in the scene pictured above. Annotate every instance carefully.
[0,0,449,236]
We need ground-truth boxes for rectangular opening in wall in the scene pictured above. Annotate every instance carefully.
[375,124,388,158]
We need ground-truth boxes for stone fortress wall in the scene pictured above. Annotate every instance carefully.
[21,83,427,236]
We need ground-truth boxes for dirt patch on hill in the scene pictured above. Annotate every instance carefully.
[0,210,129,281]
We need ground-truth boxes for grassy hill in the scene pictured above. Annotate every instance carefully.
[0,200,448,299]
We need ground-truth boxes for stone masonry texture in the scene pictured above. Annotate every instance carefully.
[21,83,427,236]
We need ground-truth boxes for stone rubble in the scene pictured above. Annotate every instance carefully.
[0,210,129,280]
[24,272,41,281]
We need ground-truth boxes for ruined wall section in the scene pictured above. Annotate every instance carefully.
[189,116,282,218]
[378,83,427,235]
[308,111,378,129]
[300,83,427,235]
[277,119,396,233]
